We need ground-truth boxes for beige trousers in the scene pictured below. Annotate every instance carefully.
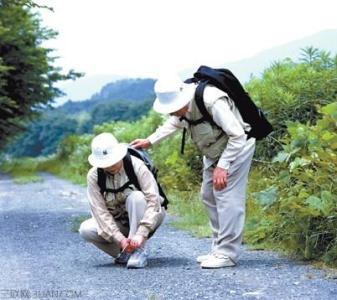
[79,191,148,258]
[201,138,256,263]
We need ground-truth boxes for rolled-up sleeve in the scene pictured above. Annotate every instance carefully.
[87,168,125,244]
[211,99,247,170]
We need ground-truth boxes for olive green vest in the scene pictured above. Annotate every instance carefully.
[189,98,228,160]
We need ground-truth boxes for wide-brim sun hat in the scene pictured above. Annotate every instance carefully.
[153,74,196,114]
[88,133,128,168]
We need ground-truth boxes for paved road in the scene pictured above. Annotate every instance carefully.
[0,173,336,300]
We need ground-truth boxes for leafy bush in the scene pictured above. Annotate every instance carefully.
[0,157,43,183]
[246,102,337,265]
[37,134,92,185]
[246,48,337,158]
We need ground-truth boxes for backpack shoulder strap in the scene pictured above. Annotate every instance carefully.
[97,168,106,195]
[123,152,141,191]
[97,166,133,195]
[126,149,169,209]
[194,80,221,129]
[105,181,132,194]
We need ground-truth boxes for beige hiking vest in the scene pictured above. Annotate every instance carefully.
[189,97,228,160]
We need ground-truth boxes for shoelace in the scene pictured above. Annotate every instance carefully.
[213,253,231,260]
[116,245,145,260]
[115,246,129,260]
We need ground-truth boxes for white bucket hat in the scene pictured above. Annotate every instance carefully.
[153,74,196,114]
[88,133,128,168]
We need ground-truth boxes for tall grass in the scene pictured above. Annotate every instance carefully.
[169,191,210,237]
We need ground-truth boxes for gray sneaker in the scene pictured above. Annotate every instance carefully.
[114,251,131,265]
[126,248,148,269]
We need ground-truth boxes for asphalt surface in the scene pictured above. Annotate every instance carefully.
[0,172,336,300]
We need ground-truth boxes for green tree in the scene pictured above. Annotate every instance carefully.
[6,112,78,157]
[299,46,320,64]
[90,99,153,126]
[0,0,79,148]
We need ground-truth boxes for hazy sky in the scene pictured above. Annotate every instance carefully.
[37,0,337,79]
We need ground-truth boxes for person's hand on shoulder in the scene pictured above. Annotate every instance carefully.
[130,139,151,150]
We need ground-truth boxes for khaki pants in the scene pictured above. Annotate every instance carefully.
[79,191,151,258]
[201,138,255,263]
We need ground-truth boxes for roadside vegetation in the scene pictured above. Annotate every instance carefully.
[1,158,43,184]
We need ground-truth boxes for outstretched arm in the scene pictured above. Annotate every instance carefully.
[130,116,185,149]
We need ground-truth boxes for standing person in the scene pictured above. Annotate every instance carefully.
[131,74,256,268]
[79,133,165,268]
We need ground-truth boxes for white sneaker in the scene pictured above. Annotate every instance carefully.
[200,254,236,269]
[127,248,148,269]
[196,253,214,263]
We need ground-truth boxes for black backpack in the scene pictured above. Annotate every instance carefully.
[182,66,273,150]
[97,147,168,209]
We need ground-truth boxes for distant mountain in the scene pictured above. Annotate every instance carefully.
[7,78,156,157]
[179,29,337,83]
[54,74,124,106]
[57,78,155,114]
[89,78,155,103]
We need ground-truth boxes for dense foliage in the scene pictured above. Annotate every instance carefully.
[6,112,78,157]
[0,0,78,148]
[90,99,153,128]
[246,47,337,158]
[247,102,337,265]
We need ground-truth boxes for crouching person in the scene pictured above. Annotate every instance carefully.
[79,132,166,268]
